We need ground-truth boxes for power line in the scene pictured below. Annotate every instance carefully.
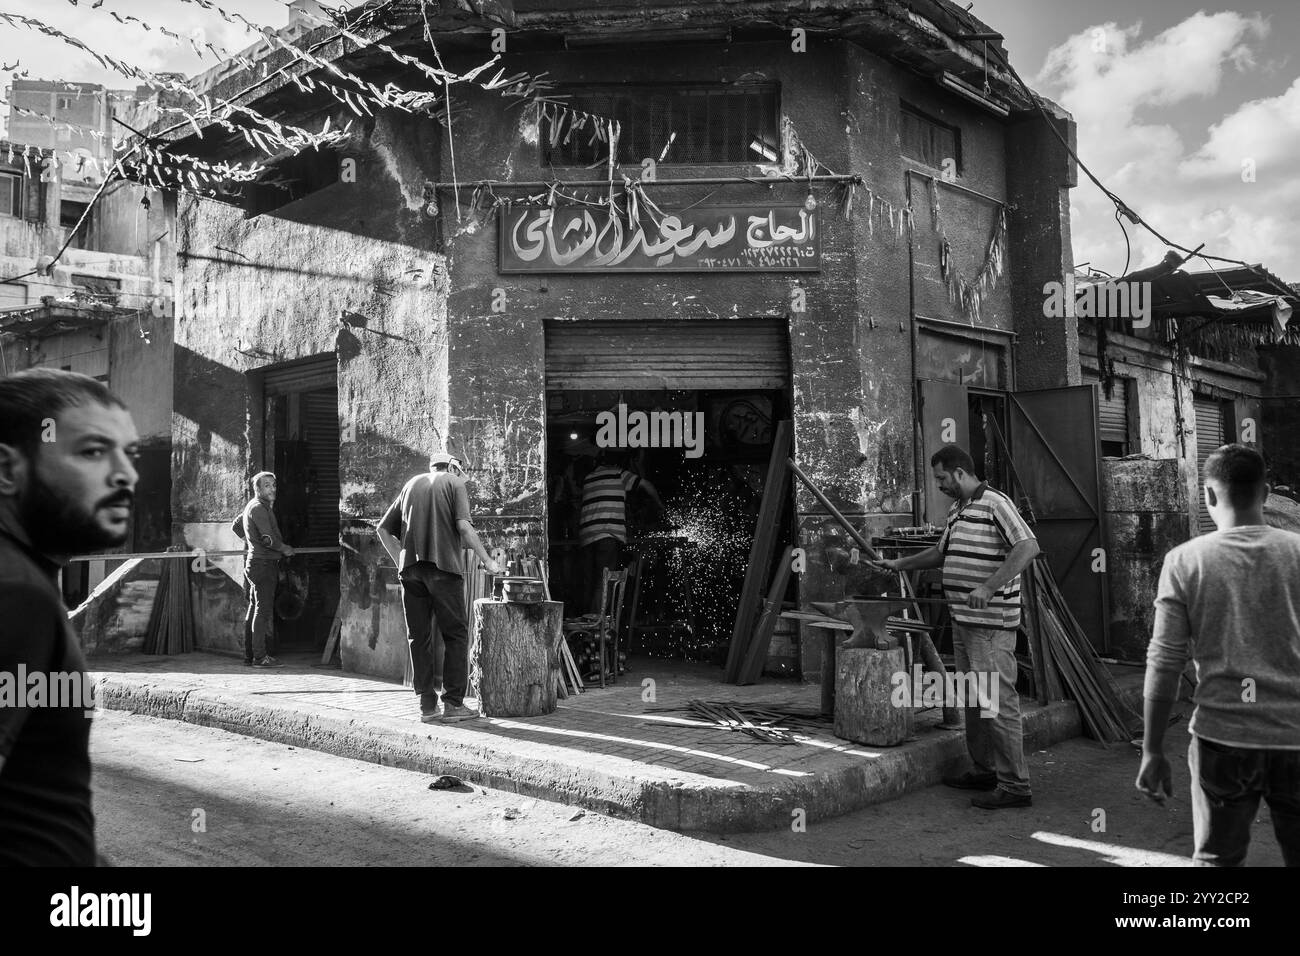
[974,38,1295,299]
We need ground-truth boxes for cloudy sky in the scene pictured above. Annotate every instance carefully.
[1,0,1297,280]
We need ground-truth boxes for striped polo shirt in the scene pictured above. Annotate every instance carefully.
[938,483,1035,630]
[579,467,642,546]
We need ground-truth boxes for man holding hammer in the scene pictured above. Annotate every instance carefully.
[872,444,1040,809]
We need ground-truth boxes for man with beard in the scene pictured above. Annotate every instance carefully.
[0,369,139,865]
[872,444,1039,809]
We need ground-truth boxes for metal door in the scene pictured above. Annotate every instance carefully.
[1007,386,1111,651]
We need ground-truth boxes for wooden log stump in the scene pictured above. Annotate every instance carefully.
[471,599,562,717]
[834,646,912,746]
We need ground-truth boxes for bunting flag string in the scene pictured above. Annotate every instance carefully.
[0,11,353,159]
[937,206,1008,324]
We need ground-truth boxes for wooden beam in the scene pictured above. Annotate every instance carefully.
[725,420,793,683]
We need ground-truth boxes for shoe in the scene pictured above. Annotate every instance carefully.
[943,770,997,790]
[972,788,1032,810]
[252,656,285,668]
[439,703,482,722]
[243,660,254,667]
[419,693,442,723]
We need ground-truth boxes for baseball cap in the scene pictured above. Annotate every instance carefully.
[430,451,462,468]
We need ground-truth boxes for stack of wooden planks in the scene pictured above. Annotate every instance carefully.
[1024,558,1137,743]
[142,553,196,655]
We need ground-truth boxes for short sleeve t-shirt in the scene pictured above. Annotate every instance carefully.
[0,514,96,866]
[379,471,471,574]
[938,483,1035,630]
[579,467,641,546]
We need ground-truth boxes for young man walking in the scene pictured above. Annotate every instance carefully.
[1138,444,1300,866]
[873,444,1040,809]
[241,471,294,667]
[377,452,502,722]
[0,369,140,865]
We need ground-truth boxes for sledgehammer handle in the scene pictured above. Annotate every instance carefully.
[787,459,880,562]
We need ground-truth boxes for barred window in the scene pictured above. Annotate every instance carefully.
[542,84,779,167]
[901,104,960,173]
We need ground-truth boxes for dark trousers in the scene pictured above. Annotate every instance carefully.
[399,562,468,707]
[582,537,622,614]
[244,558,279,661]
[1189,735,1300,867]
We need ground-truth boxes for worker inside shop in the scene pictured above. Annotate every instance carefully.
[546,389,785,667]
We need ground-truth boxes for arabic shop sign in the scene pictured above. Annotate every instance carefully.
[498,203,820,273]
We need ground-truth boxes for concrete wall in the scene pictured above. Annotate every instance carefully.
[1259,345,1300,489]
[1102,458,1188,662]
[172,108,446,668]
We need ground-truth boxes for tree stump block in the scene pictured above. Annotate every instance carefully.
[471,599,562,717]
[834,646,911,746]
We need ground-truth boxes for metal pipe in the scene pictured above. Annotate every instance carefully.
[65,546,339,563]
[432,174,863,190]
[787,458,880,561]
[905,168,1005,207]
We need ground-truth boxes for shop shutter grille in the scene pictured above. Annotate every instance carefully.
[544,319,790,391]
[262,355,336,396]
[1194,396,1227,534]
[301,389,340,548]
[1085,373,1128,450]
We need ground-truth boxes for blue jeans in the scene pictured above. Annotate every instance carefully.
[1189,735,1300,867]
[952,624,1031,796]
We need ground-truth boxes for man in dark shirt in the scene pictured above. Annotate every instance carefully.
[238,471,294,667]
[0,369,140,866]
[377,453,502,722]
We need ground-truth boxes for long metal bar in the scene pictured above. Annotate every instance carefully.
[66,546,339,563]
[786,459,880,562]
[433,174,863,190]
[904,168,1005,208]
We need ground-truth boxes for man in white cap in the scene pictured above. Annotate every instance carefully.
[378,452,503,722]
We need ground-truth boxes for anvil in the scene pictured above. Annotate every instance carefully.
[811,599,915,649]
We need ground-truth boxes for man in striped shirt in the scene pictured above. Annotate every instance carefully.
[875,444,1040,809]
[578,451,661,613]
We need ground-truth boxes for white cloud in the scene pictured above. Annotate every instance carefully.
[0,0,286,101]
[1038,12,1300,279]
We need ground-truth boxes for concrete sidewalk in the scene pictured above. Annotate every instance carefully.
[89,652,1141,833]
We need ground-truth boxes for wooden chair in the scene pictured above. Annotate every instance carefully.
[594,566,629,688]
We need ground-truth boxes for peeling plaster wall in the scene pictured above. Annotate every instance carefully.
[172,111,448,673]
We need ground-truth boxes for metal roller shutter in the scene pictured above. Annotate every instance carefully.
[263,355,336,395]
[301,389,340,548]
[1194,396,1226,534]
[1085,373,1128,448]
[545,319,790,390]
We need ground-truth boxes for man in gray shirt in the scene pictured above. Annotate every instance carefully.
[378,453,502,722]
[1138,444,1300,866]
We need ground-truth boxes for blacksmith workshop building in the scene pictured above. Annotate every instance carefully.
[68,0,1163,680]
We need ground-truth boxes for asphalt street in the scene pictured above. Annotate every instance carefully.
[89,709,1286,867]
